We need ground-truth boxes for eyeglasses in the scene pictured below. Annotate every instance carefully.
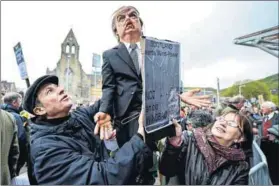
[216,116,243,135]
[116,11,139,23]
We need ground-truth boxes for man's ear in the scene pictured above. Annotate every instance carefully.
[11,100,18,107]
[33,106,46,116]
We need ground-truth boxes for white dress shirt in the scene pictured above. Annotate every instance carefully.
[267,112,275,121]
[123,42,142,72]
[263,112,275,122]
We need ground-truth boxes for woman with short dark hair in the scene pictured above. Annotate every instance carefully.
[159,107,253,185]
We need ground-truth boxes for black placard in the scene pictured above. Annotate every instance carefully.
[142,37,181,134]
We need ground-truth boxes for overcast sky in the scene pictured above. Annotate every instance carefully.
[1,1,278,90]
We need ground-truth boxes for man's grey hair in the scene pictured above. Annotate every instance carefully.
[187,110,213,128]
[229,95,245,104]
[262,101,277,111]
[3,92,22,105]
[111,5,143,42]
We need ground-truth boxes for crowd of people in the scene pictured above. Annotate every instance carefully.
[1,5,278,185]
[171,95,279,185]
[1,84,278,185]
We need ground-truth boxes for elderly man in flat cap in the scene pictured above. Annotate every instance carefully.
[23,75,152,185]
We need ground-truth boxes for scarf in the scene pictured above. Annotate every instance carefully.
[193,127,246,173]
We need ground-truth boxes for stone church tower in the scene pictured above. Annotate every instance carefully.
[46,29,91,104]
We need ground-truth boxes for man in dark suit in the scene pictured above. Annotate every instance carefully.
[95,6,144,147]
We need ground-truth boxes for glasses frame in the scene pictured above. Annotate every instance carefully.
[216,116,243,136]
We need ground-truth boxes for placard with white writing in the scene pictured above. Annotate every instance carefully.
[142,37,180,133]
[13,42,28,80]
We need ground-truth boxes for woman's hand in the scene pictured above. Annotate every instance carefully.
[168,119,183,147]
[179,89,211,108]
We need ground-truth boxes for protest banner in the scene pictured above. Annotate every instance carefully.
[141,37,181,134]
[13,42,30,87]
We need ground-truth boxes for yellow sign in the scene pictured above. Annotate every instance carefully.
[258,95,264,106]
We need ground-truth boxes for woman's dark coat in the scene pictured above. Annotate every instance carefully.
[159,131,250,185]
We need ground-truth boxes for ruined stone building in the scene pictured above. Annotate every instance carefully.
[46,29,93,104]
[0,81,17,95]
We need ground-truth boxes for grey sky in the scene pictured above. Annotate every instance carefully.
[1,1,278,90]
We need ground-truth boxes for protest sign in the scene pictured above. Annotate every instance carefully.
[13,42,28,80]
[142,37,181,134]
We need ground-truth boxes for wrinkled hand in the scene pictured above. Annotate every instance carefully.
[179,89,211,108]
[94,112,116,140]
[137,109,145,142]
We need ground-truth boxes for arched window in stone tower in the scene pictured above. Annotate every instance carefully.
[66,45,70,54]
[72,45,75,54]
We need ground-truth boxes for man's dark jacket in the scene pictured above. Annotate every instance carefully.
[159,131,250,185]
[100,43,142,118]
[260,112,279,184]
[29,100,152,185]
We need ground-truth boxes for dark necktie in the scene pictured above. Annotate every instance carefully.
[130,43,140,75]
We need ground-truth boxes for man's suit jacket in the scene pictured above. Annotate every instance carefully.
[100,43,142,118]
[262,112,279,137]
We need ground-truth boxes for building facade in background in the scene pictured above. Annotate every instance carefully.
[91,53,102,102]
[0,81,17,96]
[46,29,102,104]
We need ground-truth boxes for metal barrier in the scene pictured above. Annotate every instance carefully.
[249,137,273,185]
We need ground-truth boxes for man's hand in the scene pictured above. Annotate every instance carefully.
[252,127,259,135]
[94,112,116,140]
[179,89,211,108]
[267,134,276,142]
